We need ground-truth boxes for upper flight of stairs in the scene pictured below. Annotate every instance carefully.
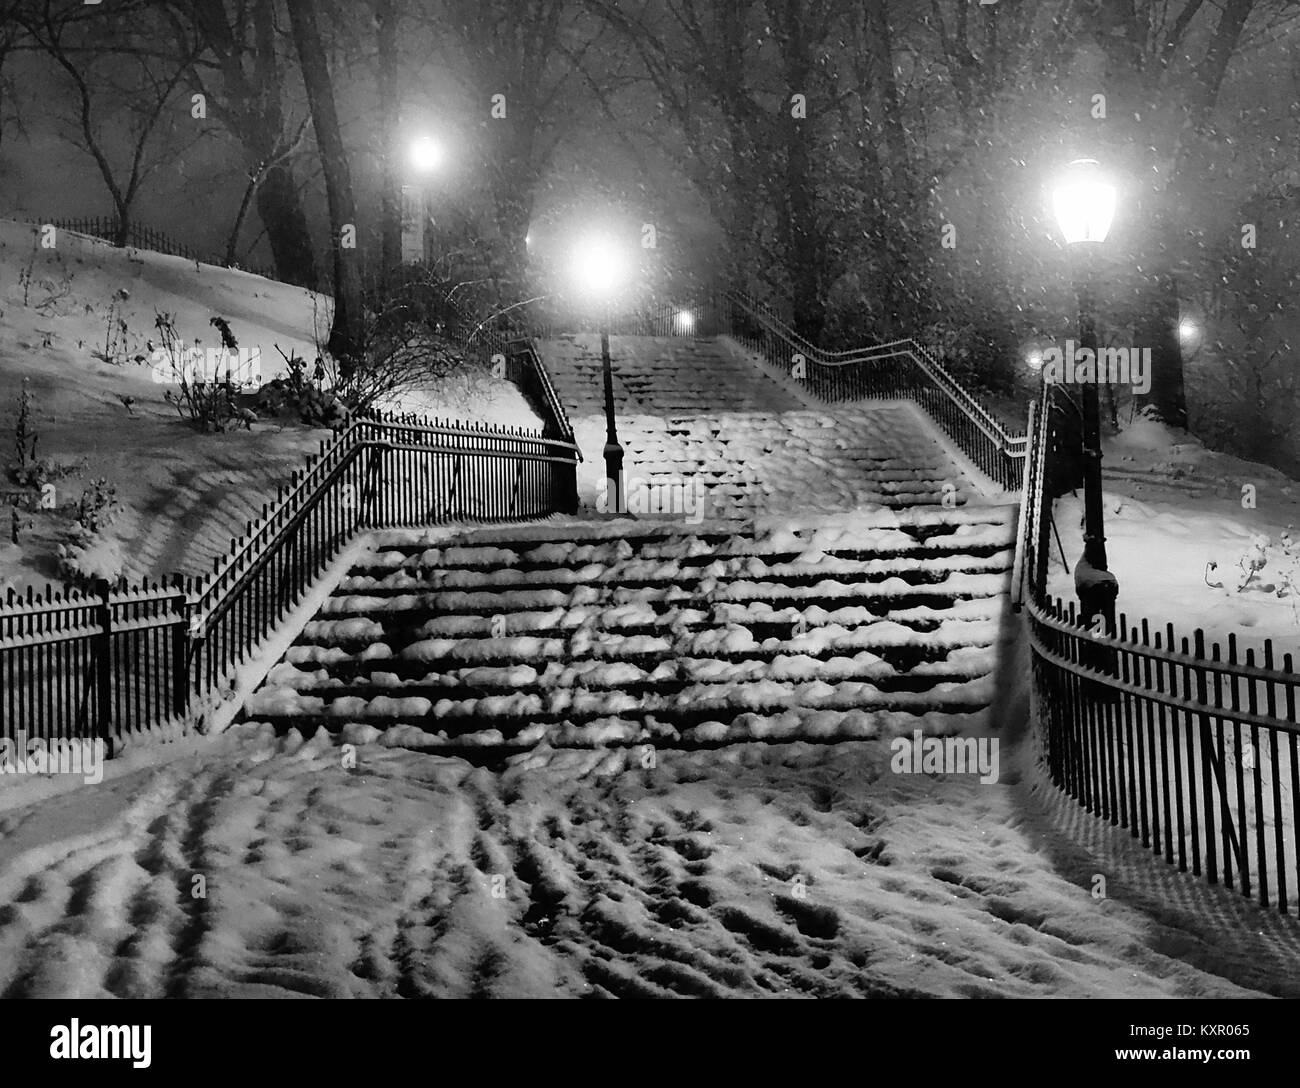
[243,507,1017,750]
[536,334,804,416]
[570,405,977,520]
[536,334,979,518]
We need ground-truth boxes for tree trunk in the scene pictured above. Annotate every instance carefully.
[867,0,909,188]
[112,209,131,248]
[254,164,320,288]
[1090,0,1255,429]
[251,0,320,290]
[376,0,401,290]
[784,116,822,341]
[226,170,260,267]
[286,0,365,374]
[1132,266,1188,424]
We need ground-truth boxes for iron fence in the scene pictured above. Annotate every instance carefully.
[1,410,579,749]
[35,216,274,279]
[1019,385,1300,915]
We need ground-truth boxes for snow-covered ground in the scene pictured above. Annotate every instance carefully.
[0,220,539,591]
[1046,418,1300,652]
[7,299,1300,999]
[1,724,1290,998]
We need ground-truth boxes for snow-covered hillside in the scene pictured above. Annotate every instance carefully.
[1046,417,1300,651]
[0,220,540,591]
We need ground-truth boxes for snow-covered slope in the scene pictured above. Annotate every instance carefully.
[0,220,540,590]
[244,507,1017,748]
[1041,416,1300,651]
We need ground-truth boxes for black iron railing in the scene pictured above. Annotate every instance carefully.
[32,216,275,278]
[1,409,580,748]
[714,291,1027,490]
[1018,386,1300,915]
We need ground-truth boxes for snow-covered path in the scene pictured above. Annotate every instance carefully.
[0,726,1287,998]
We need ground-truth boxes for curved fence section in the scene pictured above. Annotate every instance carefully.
[1,409,580,749]
[1019,386,1300,916]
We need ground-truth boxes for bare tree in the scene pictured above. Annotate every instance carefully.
[1084,0,1267,428]
[19,0,203,246]
[374,0,401,287]
[285,0,365,372]
[164,0,321,287]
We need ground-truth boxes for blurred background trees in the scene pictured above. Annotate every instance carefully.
[1,0,1297,466]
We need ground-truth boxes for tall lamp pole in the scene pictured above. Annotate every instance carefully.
[599,312,624,512]
[404,135,444,266]
[573,234,629,515]
[1053,158,1119,631]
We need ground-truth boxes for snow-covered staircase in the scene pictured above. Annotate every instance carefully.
[571,405,975,520]
[243,507,1016,749]
[536,334,803,416]
[538,335,979,518]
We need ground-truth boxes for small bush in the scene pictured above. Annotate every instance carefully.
[253,347,349,427]
[153,311,253,433]
[9,377,37,480]
[57,477,126,588]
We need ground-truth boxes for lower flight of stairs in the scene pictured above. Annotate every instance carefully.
[242,507,1017,751]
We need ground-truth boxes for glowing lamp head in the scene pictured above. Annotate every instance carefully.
[409,136,444,175]
[677,310,695,333]
[1179,319,1199,344]
[1027,348,1044,372]
[1052,159,1117,246]
[571,234,629,301]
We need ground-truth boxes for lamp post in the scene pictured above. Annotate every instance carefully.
[1052,158,1119,631]
[572,235,630,513]
[403,136,445,264]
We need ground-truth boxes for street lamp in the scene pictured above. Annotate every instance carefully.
[1052,158,1119,631]
[403,136,446,264]
[409,135,444,175]
[571,234,631,513]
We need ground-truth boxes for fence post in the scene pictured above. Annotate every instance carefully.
[171,573,191,722]
[361,440,390,528]
[94,579,113,744]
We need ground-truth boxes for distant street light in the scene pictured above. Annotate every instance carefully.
[1178,318,1204,358]
[1052,158,1119,631]
[571,234,631,513]
[402,136,447,264]
[408,135,445,175]
[676,310,696,335]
